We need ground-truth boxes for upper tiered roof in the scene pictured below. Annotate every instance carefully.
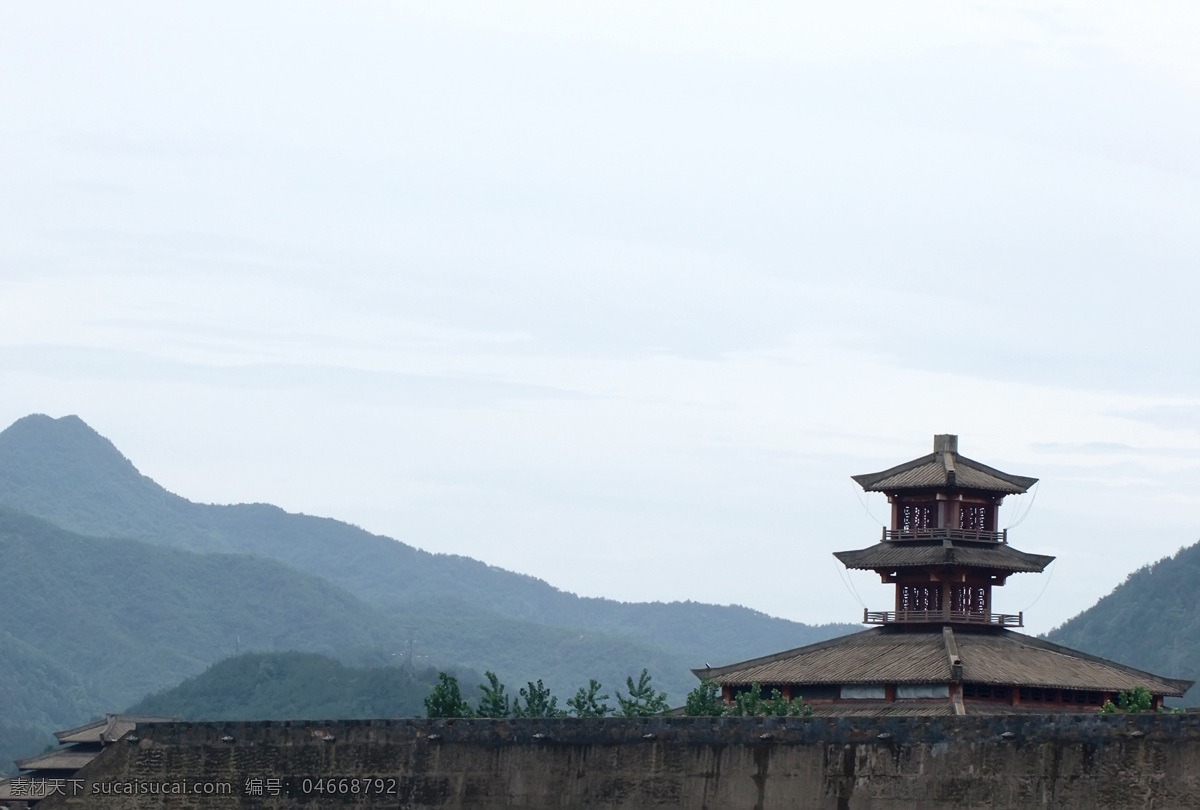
[852,434,1038,495]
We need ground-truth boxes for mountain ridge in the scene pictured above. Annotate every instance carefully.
[0,414,857,667]
[1045,541,1200,705]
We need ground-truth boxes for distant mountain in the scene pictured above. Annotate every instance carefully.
[0,414,856,682]
[0,504,707,725]
[0,506,406,719]
[128,652,449,721]
[0,626,93,771]
[1046,542,1200,705]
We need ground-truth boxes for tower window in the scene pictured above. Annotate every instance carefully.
[899,584,942,612]
[901,504,935,532]
[950,585,987,615]
[959,505,989,531]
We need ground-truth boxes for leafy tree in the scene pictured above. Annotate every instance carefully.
[425,672,473,718]
[1117,686,1154,713]
[567,679,611,717]
[1101,686,1163,714]
[728,683,767,716]
[616,669,669,717]
[684,679,726,716]
[512,679,565,718]
[475,671,511,718]
[723,683,812,717]
[783,695,814,717]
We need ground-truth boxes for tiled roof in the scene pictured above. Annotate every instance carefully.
[834,541,1054,573]
[55,713,175,744]
[852,436,1037,495]
[696,627,1191,698]
[698,629,951,686]
[957,633,1191,695]
[13,748,98,771]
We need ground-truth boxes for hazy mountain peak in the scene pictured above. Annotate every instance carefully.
[0,413,142,477]
[0,414,178,539]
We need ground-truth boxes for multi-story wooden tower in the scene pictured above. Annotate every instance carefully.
[835,434,1052,629]
[696,435,1191,715]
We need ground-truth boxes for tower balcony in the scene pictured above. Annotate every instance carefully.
[882,527,1007,544]
[863,608,1023,627]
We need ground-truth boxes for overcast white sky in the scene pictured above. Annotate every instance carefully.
[2,2,1199,635]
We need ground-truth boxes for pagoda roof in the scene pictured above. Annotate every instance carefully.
[852,435,1037,495]
[55,713,174,745]
[696,626,1191,697]
[14,747,98,772]
[834,539,1054,574]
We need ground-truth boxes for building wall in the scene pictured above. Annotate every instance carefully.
[31,714,1200,809]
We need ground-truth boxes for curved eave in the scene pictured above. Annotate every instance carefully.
[853,452,1037,495]
[694,627,1192,698]
[833,544,1055,574]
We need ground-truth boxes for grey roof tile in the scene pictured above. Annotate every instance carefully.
[697,627,1191,698]
[833,542,1054,573]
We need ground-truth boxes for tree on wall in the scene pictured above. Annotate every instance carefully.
[424,672,474,718]
[685,681,812,717]
[1100,686,1170,714]
[616,669,669,717]
[476,671,511,718]
[512,679,565,718]
[567,679,612,717]
[683,679,725,716]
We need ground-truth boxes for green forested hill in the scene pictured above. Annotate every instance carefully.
[0,414,855,680]
[0,628,94,772]
[0,505,719,720]
[0,506,407,718]
[0,505,720,771]
[0,413,859,772]
[128,652,451,721]
[1046,541,1200,705]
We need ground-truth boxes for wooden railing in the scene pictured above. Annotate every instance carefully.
[881,527,1007,544]
[863,609,1023,627]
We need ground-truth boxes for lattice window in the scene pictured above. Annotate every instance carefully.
[950,585,988,614]
[901,504,935,532]
[899,584,942,612]
[959,505,988,531]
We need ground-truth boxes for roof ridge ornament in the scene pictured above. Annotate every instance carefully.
[934,434,958,454]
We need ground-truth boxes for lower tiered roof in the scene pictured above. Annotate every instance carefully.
[696,626,1191,699]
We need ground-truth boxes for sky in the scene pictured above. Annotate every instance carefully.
[2,1,1199,635]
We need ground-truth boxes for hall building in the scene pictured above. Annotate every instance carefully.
[697,435,1191,715]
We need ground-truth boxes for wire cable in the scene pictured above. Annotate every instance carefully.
[1019,557,1056,613]
[832,557,868,609]
[851,480,887,527]
[1003,480,1040,530]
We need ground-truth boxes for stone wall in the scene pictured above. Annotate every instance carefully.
[31,714,1200,809]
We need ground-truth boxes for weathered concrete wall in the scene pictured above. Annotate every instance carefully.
[32,714,1200,809]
